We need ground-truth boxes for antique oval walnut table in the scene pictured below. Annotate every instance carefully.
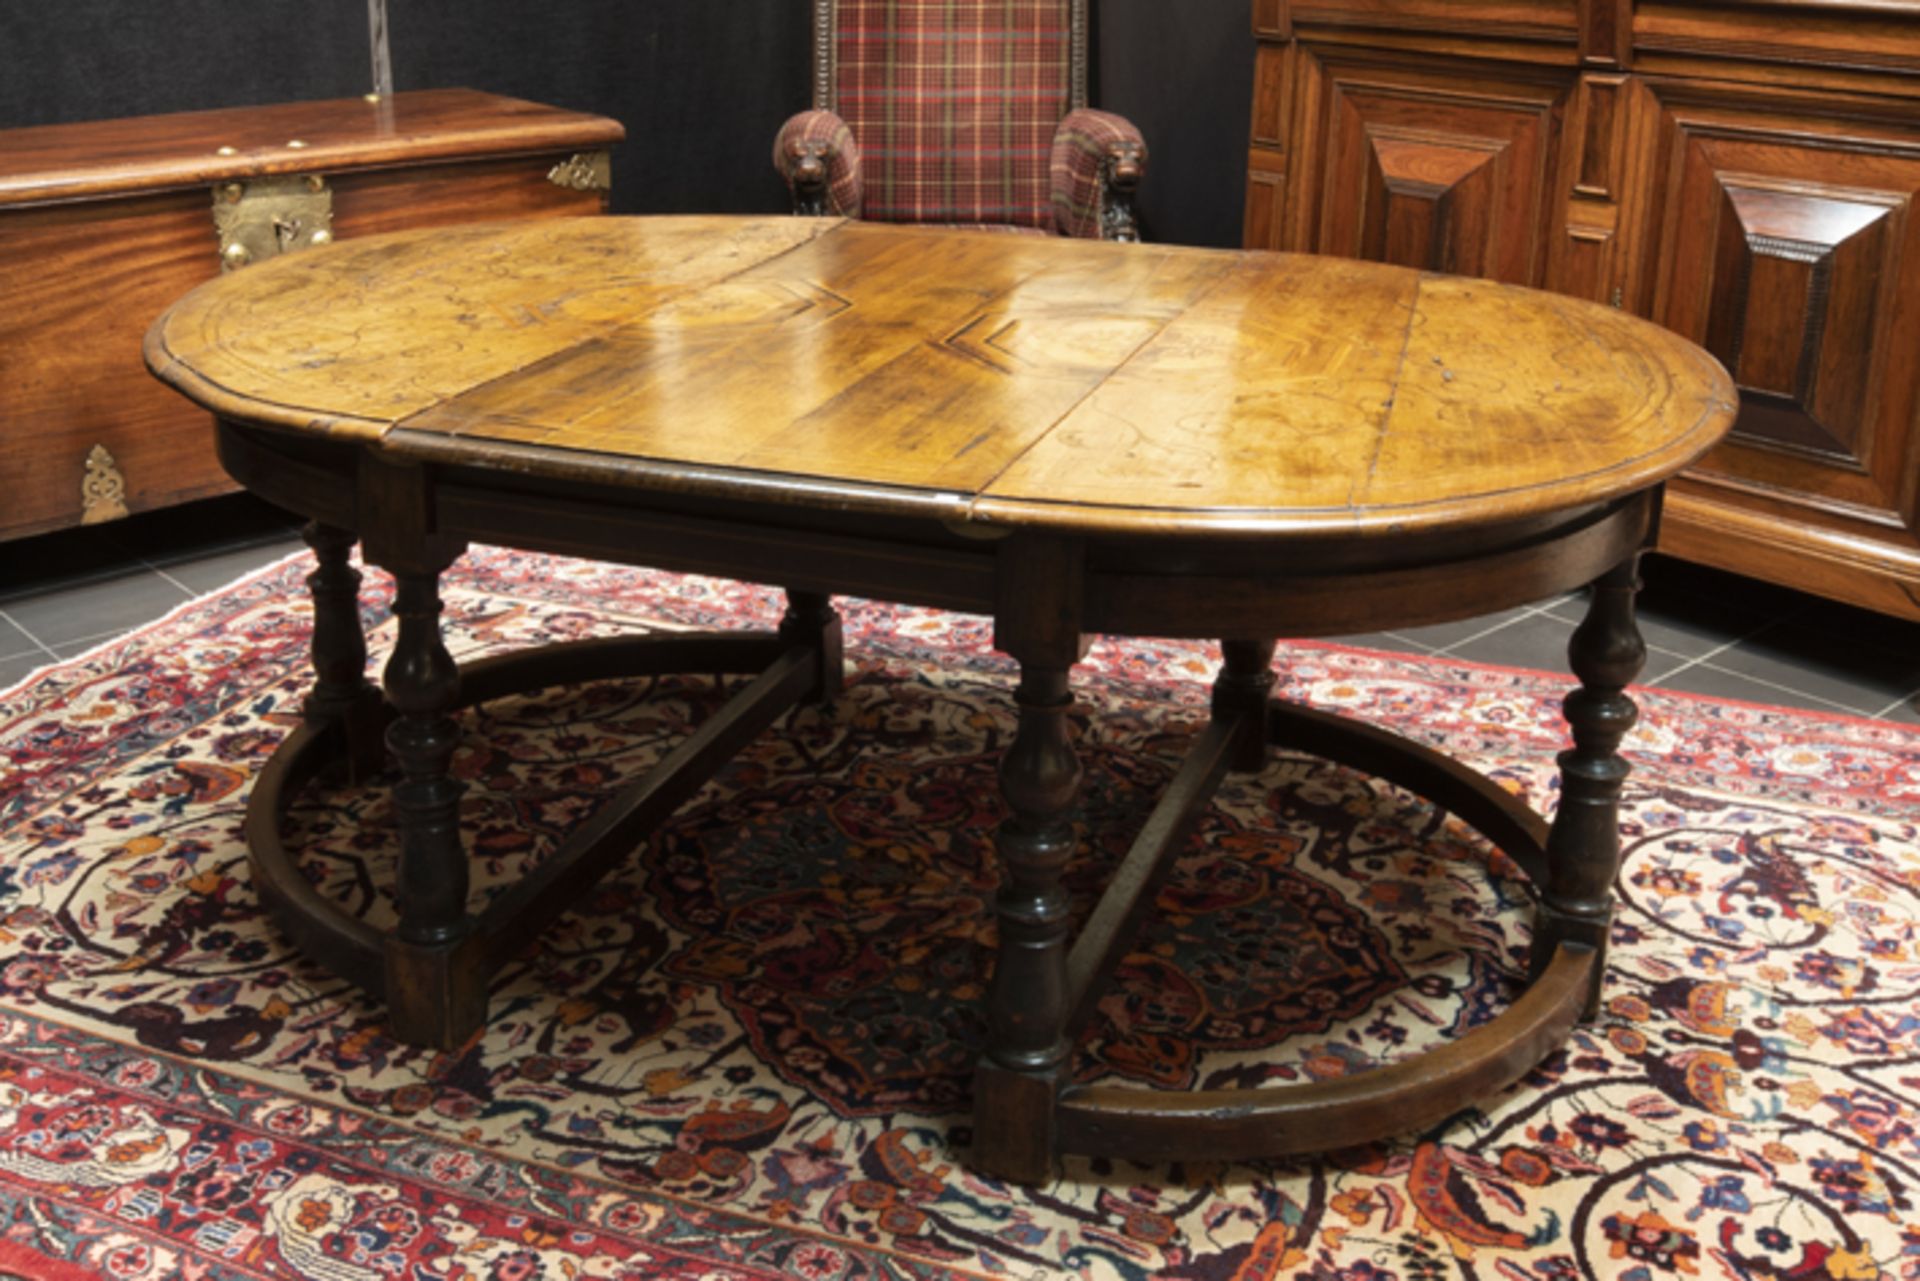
[145,215,1737,1183]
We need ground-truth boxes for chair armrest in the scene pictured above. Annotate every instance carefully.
[774,110,863,217]
[1050,110,1149,241]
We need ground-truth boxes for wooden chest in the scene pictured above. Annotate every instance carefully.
[1246,0,1920,619]
[0,89,624,541]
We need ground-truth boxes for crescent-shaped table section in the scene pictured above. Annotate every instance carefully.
[147,215,1738,1182]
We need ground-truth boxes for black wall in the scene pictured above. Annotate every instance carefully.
[0,2,1251,247]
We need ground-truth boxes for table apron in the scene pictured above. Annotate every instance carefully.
[217,419,1655,640]
[1086,497,1650,638]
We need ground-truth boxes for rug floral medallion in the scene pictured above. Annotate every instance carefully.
[1,547,1918,1280]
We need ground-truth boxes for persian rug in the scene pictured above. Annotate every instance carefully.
[1,546,1917,1281]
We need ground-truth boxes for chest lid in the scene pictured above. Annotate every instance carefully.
[0,88,625,209]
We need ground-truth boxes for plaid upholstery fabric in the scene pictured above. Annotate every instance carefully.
[1050,108,1146,238]
[925,221,1048,234]
[834,0,1072,229]
[774,110,864,216]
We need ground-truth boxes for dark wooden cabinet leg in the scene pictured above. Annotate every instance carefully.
[975,662,1082,1184]
[300,520,385,779]
[379,563,486,1047]
[1535,554,1645,1018]
[1214,639,1278,773]
[780,589,843,702]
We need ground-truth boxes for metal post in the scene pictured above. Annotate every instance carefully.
[368,0,394,101]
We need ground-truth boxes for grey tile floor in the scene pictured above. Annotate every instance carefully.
[3,494,1918,724]
[0,495,308,689]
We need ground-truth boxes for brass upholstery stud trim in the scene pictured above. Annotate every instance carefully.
[814,0,836,112]
[1071,0,1089,110]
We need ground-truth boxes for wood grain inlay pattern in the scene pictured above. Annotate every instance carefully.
[147,215,1737,537]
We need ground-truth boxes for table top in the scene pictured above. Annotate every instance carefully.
[146,215,1737,539]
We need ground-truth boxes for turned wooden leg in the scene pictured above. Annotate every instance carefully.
[974,662,1082,1184]
[380,563,486,1047]
[1535,554,1645,1018]
[780,589,843,702]
[1213,639,1278,773]
[300,521,385,779]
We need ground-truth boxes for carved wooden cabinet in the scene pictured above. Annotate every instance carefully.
[0,90,623,542]
[1248,0,1920,618]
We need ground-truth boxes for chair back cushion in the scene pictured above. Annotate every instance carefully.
[832,0,1073,228]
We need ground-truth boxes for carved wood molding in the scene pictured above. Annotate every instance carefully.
[1243,0,1920,615]
[1577,0,1632,69]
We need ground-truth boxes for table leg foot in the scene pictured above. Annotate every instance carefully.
[1213,639,1277,773]
[384,934,489,1050]
[972,1059,1063,1185]
[301,520,386,781]
[1536,553,1645,1018]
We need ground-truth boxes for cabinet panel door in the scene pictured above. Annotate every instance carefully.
[1646,83,1920,549]
[1282,48,1574,286]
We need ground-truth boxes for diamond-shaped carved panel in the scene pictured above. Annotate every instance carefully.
[1646,83,1920,579]
[1362,132,1503,276]
[1702,181,1895,461]
[1298,54,1569,286]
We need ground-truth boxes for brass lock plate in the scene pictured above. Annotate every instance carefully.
[213,174,334,272]
[81,444,130,525]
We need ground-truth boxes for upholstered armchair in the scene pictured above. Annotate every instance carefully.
[773,0,1148,241]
